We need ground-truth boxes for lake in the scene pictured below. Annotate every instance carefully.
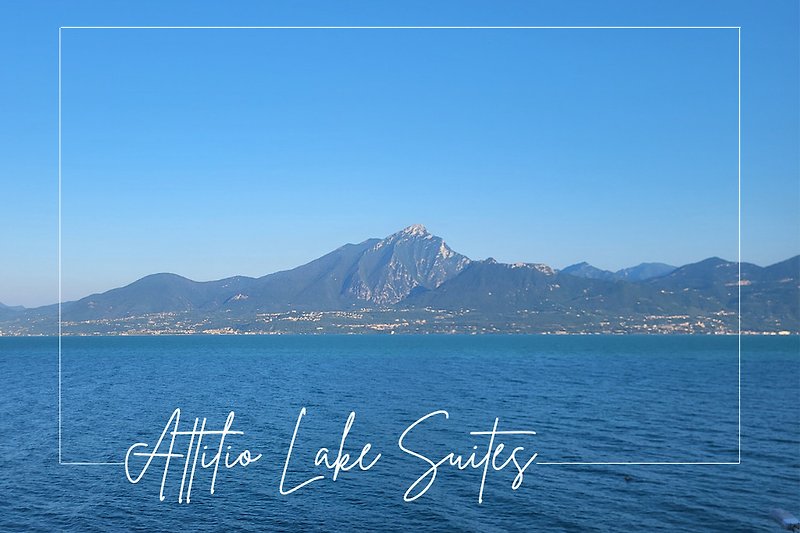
[0,335,797,531]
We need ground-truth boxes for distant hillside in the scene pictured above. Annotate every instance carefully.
[562,262,676,282]
[1,226,797,335]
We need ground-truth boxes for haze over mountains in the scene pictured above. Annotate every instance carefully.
[561,262,677,282]
[1,225,798,335]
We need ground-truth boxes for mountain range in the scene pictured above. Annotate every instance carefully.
[1,225,797,335]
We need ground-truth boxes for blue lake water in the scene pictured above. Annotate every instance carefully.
[0,335,797,531]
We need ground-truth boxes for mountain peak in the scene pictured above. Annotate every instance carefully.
[341,224,470,304]
[400,224,429,237]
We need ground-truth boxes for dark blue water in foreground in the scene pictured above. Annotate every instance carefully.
[0,335,797,531]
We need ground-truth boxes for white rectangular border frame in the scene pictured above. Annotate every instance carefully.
[57,25,742,467]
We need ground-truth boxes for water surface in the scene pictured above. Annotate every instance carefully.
[0,335,797,531]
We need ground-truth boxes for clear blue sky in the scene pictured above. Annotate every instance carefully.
[0,1,797,307]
